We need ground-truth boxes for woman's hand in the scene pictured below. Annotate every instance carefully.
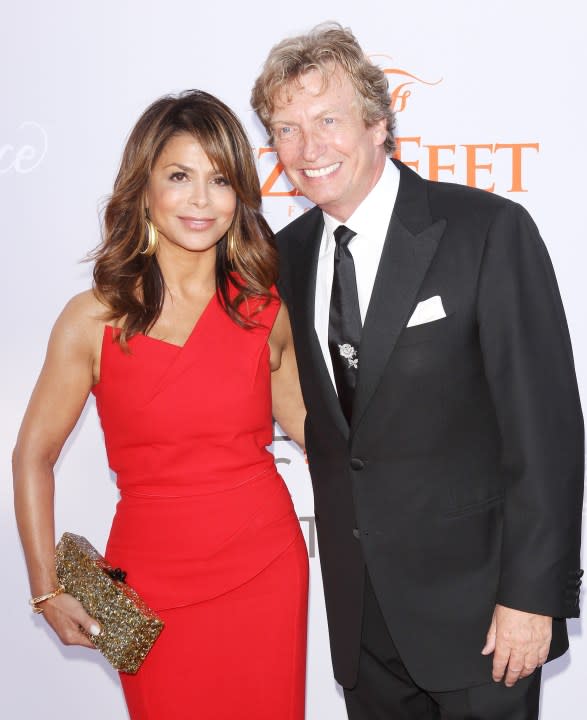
[40,592,101,649]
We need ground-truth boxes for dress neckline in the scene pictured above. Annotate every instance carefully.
[138,291,217,349]
[106,290,218,350]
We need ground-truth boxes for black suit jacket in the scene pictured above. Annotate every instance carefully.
[276,159,584,691]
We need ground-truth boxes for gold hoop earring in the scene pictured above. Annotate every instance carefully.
[141,217,158,256]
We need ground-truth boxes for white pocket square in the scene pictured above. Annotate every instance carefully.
[406,296,446,328]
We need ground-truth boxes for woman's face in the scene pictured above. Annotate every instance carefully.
[145,132,237,257]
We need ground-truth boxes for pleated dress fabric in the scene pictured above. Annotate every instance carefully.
[92,287,308,719]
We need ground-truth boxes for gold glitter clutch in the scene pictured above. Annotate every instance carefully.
[55,532,164,674]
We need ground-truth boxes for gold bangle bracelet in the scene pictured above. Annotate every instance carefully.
[29,585,66,614]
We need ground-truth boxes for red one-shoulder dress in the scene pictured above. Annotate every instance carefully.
[92,288,308,720]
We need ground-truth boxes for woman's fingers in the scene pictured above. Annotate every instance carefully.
[42,593,101,648]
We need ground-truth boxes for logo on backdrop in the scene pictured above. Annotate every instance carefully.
[370,54,442,114]
[256,57,539,208]
[0,121,48,174]
[272,426,317,557]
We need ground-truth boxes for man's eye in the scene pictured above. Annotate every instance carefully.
[277,126,295,138]
[322,117,335,126]
[170,171,188,181]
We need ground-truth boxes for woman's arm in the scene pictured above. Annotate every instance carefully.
[269,303,306,449]
[13,291,104,647]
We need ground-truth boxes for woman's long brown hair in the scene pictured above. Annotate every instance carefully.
[91,90,278,345]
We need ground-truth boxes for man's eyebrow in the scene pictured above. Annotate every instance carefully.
[271,108,339,125]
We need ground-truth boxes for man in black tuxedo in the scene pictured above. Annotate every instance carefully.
[252,23,584,719]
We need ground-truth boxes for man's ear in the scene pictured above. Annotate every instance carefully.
[371,118,388,147]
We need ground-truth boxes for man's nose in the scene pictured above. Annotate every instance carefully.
[301,129,325,163]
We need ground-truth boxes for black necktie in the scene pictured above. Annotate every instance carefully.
[328,225,362,423]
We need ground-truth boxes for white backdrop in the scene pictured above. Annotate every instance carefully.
[2,1,585,717]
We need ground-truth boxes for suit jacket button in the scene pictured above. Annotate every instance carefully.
[352,528,360,539]
[350,458,364,471]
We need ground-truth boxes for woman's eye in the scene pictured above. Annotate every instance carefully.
[170,171,188,181]
[322,117,335,126]
[211,176,230,186]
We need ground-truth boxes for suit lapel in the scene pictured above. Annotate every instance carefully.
[351,161,446,434]
[290,209,349,440]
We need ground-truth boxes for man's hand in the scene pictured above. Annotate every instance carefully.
[481,604,552,687]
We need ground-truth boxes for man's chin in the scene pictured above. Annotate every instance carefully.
[295,185,340,210]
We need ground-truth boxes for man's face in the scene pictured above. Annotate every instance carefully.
[270,67,388,222]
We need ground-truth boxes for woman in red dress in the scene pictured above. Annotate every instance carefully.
[13,90,308,719]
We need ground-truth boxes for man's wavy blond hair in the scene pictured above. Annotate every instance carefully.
[251,22,395,155]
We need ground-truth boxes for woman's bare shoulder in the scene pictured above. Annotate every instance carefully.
[50,289,110,352]
[61,288,107,317]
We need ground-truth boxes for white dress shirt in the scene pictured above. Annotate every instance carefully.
[315,160,400,387]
